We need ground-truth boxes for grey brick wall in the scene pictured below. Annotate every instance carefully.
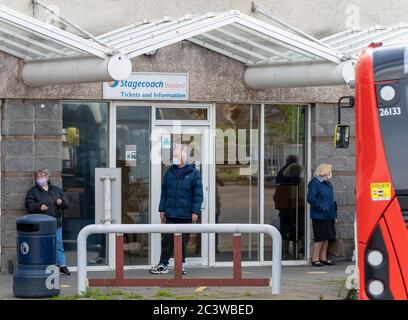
[310,103,356,260]
[0,99,63,272]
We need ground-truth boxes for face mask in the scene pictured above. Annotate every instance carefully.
[172,158,181,166]
[327,172,333,180]
[37,177,48,187]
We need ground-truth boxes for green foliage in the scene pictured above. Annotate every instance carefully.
[264,105,305,145]
[155,289,174,297]
[242,290,252,297]
[53,287,145,300]
[346,288,358,300]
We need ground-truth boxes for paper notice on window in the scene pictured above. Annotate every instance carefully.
[161,134,171,149]
[125,145,137,167]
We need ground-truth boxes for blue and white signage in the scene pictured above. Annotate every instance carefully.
[103,72,189,100]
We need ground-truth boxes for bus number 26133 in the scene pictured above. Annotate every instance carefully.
[379,107,402,117]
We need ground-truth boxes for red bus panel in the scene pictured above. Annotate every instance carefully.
[355,44,408,300]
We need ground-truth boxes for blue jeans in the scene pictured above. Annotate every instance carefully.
[56,227,66,266]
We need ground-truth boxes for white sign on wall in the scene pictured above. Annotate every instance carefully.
[103,72,189,100]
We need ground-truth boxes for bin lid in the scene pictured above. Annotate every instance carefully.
[16,214,57,235]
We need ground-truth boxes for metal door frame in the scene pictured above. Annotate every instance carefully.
[151,103,212,266]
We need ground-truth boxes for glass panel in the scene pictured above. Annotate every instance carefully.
[116,106,151,265]
[0,20,81,58]
[160,132,203,258]
[225,24,320,62]
[264,105,307,261]
[62,102,109,266]
[156,108,208,120]
[215,104,260,262]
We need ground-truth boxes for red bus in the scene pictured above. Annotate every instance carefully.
[355,43,408,300]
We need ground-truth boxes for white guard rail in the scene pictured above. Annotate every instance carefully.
[77,224,282,295]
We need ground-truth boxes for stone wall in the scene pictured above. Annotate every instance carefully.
[310,103,356,260]
[1,0,407,38]
[0,99,63,272]
[0,44,352,103]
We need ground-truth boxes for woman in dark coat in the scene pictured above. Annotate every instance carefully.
[25,168,71,275]
[307,163,337,267]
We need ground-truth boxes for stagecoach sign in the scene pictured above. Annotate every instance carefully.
[103,72,189,100]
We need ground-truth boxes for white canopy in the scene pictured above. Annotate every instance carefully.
[97,10,345,65]
[0,4,407,87]
[321,23,408,58]
[0,4,113,60]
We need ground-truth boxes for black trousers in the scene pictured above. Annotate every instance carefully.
[159,217,191,265]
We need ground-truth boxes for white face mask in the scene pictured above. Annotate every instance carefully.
[327,172,333,180]
[172,158,181,166]
[37,177,48,187]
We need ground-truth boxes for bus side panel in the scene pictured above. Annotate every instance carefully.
[384,199,408,292]
[355,47,395,243]
[378,219,407,299]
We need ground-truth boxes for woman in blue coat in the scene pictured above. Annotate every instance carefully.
[307,163,337,267]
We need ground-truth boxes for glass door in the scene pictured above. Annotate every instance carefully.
[214,104,260,262]
[61,102,109,267]
[151,126,209,266]
[115,106,151,266]
[264,104,307,261]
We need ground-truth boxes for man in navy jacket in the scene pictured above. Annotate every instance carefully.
[150,144,203,275]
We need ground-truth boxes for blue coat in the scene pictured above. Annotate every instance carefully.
[159,164,203,219]
[307,177,337,220]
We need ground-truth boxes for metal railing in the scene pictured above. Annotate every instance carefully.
[77,223,282,295]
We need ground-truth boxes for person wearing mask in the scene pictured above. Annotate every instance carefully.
[307,163,337,267]
[25,168,71,275]
[150,144,203,275]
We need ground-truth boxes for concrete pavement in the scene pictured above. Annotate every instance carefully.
[0,262,353,300]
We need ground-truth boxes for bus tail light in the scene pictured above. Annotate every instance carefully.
[364,225,393,300]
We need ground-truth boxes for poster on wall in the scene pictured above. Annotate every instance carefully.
[103,72,189,100]
[125,145,137,167]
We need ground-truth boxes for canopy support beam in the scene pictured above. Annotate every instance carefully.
[244,60,356,89]
[22,54,132,86]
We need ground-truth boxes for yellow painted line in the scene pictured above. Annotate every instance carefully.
[60,284,71,288]
[195,286,208,292]
[306,271,328,274]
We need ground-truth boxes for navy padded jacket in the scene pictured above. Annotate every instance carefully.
[159,164,203,219]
